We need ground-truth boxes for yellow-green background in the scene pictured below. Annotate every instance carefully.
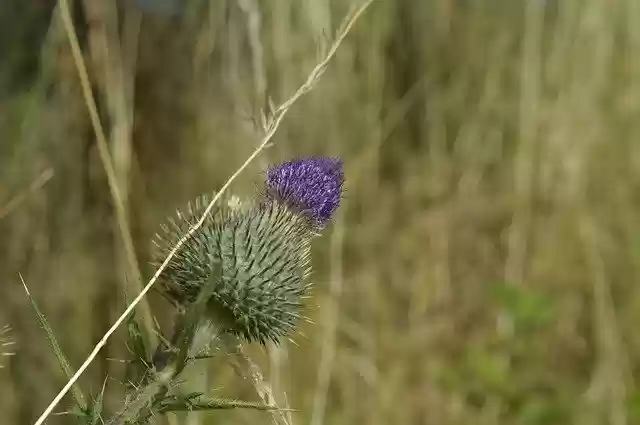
[2,1,640,424]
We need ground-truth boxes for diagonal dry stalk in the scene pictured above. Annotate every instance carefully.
[223,337,288,425]
[33,1,376,423]
[56,0,157,352]
[0,167,54,221]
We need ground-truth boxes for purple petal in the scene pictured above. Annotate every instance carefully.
[265,157,344,225]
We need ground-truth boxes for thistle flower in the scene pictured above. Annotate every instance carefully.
[152,157,343,346]
[0,325,15,368]
[152,194,313,345]
[264,157,344,226]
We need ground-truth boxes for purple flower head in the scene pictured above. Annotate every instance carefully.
[265,157,344,225]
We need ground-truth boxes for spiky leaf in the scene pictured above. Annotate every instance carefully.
[21,275,86,409]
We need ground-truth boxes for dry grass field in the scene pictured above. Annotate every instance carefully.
[2,1,640,424]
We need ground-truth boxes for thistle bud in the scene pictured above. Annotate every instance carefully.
[152,194,312,345]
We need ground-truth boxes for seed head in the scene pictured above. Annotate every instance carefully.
[264,157,344,226]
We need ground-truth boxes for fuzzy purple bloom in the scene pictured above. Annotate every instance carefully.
[265,157,344,225]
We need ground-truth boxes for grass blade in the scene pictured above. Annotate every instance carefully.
[20,273,86,410]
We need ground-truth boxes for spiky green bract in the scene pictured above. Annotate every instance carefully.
[215,200,312,344]
[152,194,313,345]
[151,194,232,307]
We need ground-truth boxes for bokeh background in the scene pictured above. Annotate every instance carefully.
[3,0,640,424]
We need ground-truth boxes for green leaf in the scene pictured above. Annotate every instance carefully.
[466,348,510,393]
[489,281,555,331]
[89,377,108,425]
[20,274,86,410]
[124,308,151,386]
[517,396,569,425]
[64,377,108,425]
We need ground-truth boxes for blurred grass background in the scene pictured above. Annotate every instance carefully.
[2,0,640,424]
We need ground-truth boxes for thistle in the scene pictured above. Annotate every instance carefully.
[152,157,343,346]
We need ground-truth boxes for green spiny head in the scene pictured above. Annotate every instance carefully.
[152,194,313,345]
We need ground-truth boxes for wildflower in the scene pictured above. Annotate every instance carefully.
[151,158,343,345]
[264,157,344,226]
